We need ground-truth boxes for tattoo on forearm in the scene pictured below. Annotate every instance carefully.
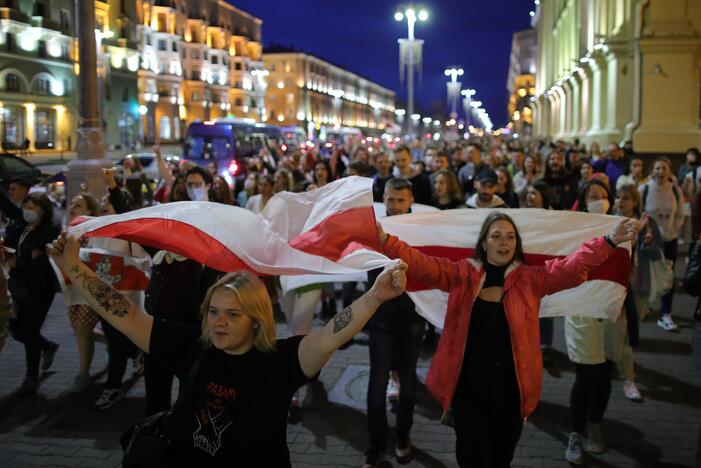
[70,266,130,318]
[333,306,353,334]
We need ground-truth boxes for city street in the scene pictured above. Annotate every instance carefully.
[1,270,699,468]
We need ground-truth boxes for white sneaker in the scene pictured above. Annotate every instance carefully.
[623,380,643,402]
[585,423,605,454]
[565,432,583,464]
[657,315,679,332]
[95,388,124,410]
[387,378,399,401]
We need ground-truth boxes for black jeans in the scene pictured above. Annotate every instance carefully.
[100,318,137,390]
[539,317,554,348]
[367,321,424,450]
[570,361,613,433]
[660,239,678,317]
[452,367,522,467]
[144,353,175,416]
[10,287,56,378]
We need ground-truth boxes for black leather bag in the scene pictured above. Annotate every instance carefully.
[120,351,206,467]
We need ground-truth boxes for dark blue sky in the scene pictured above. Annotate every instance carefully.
[230,0,534,126]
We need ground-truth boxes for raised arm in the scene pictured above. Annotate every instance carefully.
[47,233,153,352]
[297,261,407,378]
[534,217,641,298]
[154,145,175,187]
[379,223,462,292]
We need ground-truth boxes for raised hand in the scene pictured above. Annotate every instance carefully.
[370,261,408,302]
[46,232,81,271]
[609,218,642,246]
[102,168,117,190]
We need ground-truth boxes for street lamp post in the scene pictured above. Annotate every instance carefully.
[461,88,475,128]
[395,7,427,137]
[67,0,112,203]
[444,67,463,118]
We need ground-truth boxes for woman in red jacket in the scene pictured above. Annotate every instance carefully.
[377,211,640,468]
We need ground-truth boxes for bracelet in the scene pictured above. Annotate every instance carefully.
[604,235,617,249]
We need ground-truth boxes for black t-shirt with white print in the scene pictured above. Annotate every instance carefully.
[148,318,316,467]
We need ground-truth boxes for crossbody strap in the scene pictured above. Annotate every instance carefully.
[165,349,208,434]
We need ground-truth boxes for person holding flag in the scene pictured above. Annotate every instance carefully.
[47,230,408,467]
[376,211,641,468]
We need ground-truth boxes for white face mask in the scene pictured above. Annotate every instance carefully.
[22,208,39,224]
[186,186,208,202]
[587,199,610,214]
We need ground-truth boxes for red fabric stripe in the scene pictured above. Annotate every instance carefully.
[84,218,253,273]
[288,206,382,260]
[405,245,629,291]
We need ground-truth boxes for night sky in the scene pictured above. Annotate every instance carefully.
[230,0,535,126]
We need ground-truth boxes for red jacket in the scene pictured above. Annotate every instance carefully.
[383,235,616,419]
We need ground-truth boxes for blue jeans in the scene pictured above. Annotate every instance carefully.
[660,240,678,316]
[367,321,424,451]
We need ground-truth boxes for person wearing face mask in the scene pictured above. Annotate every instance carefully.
[564,179,627,464]
[377,209,640,468]
[0,188,60,395]
[184,166,212,202]
[639,157,684,332]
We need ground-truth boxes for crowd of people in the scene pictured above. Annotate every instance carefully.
[0,135,699,468]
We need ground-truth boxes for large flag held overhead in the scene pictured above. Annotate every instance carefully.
[68,176,630,327]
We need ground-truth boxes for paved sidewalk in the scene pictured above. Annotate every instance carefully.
[1,284,699,467]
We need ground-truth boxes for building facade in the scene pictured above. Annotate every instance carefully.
[263,51,395,134]
[506,28,536,138]
[0,0,76,153]
[136,0,264,145]
[533,0,701,153]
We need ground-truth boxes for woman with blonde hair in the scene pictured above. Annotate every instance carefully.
[48,232,407,467]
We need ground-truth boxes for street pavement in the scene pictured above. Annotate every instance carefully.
[1,267,700,467]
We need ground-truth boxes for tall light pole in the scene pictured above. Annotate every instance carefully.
[67,0,111,203]
[444,67,463,118]
[395,7,427,137]
[461,88,475,128]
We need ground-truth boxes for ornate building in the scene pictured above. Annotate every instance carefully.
[136,0,265,145]
[532,0,701,153]
[263,50,395,133]
[506,28,537,138]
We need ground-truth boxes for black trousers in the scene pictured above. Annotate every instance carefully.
[367,322,424,450]
[144,353,175,416]
[10,287,56,377]
[570,361,613,433]
[100,318,136,389]
[452,367,522,468]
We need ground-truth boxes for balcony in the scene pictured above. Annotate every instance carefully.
[31,16,61,32]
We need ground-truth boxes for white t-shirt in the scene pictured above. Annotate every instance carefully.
[639,180,684,241]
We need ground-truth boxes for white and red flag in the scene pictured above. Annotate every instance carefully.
[67,176,630,326]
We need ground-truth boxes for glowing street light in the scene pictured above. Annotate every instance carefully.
[395,6,428,136]
[444,66,464,117]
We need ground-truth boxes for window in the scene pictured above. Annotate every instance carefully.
[158,40,167,51]
[38,40,47,58]
[191,49,200,60]
[145,35,152,46]
[159,116,171,140]
[235,98,242,106]
[122,87,129,102]
[234,81,242,89]
[2,106,25,150]
[191,92,200,101]
[6,33,15,52]
[5,74,20,92]
[34,108,56,149]
[190,70,200,80]
[211,55,218,65]
[234,62,241,70]
[172,42,177,52]
[35,78,51,95]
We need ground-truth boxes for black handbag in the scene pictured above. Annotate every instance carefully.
[120,351,206,467]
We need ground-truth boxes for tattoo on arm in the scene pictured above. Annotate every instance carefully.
[332,306,352,334]
[70,266,131,318]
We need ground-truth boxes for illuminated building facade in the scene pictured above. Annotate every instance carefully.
[263,51,395,133]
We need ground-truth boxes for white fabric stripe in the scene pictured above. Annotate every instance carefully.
[379,208,630,256]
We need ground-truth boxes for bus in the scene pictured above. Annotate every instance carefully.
[183,118,282,180]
